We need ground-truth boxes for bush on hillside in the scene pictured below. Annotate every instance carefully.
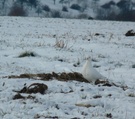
[50,10,61,18]
[8,3,27,16]
[42,4,50,12]
[27,0,39,8]
[62,6,68,12]
[70,4,81,11]
[77,14,89,19]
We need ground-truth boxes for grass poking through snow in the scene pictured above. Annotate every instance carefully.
[18,51,37,58]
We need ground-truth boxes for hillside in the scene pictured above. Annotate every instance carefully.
[1,0,135,21]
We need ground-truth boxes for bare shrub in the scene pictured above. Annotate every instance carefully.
[77,14,89,19]
[27,0,39,8]
[88,16,93,20]
[42,4,50,12]
[116,10,135,21]
[8,3,27,16]
[50,10,61,18]
[54,39,68,49]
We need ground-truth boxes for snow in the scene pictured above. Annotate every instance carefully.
[0,16,135,119]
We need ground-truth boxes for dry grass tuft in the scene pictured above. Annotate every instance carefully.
[54,39,68,49]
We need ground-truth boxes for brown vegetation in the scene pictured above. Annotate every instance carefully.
[125,30,135,36]
[7,72,89,83]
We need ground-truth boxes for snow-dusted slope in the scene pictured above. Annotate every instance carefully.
[0,0,130,18]
[0,16,135,119]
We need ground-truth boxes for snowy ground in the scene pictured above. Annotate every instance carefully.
[0,16,135,119]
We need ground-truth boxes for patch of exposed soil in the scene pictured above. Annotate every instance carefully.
[106,113,112,118]
[125,29,135,36]
[13,93,25,100]
[34,114,59,119]
[93,95,102,99]
[75,103,96,108]
[95,79,128,90]
[13,93,35,100]
[7,72,89,83]
[5,72,128,90]
[13,83,48,94]
[94,33,105,37]
[13,83,48,100]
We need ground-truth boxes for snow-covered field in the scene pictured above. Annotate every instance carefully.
[0,16,135,119]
